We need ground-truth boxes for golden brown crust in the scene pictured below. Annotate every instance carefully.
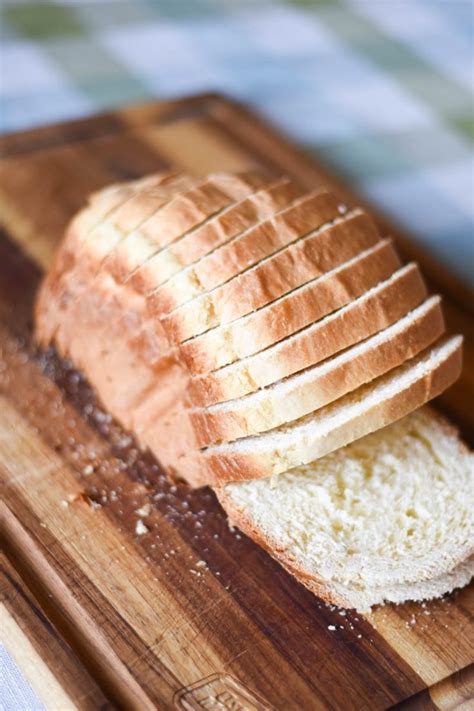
[132,177,304,293]
[48,173,254,356]
[106,172,270,285]
[105,173,200,234]
[160,210,381,344]
[187,263,428,407]
[134,172,268,246]
[35,172,193,351]
[147,189,341,313]
[51,173,267,353]
[180,239,401,374]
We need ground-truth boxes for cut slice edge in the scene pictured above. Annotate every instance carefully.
[103,172,272,285]
[179,238,401,373]
[158,208,376,342]
[131,176,305,294]
[197,335,462,482]
[53,173,263,355]
[36,172,199,352]
[34,174,168,348]
[148,188,343,312]
[187,261,427,407]
[190,295,445,446]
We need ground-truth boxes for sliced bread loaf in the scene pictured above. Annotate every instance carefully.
[179,239,400,373]
[216,407,473,610]
[187,263,427,407]
[190,296,444,445]
[198,336,462,482]
[159,210,381,343]
[145,189,342,312]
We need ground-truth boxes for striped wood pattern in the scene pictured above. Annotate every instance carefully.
[0,94,472,710]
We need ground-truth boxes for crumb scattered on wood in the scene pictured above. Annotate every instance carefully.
[135,503,152,517]
[135,519,149,536]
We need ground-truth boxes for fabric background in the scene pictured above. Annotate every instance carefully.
[0,1,473,707]
[1,0,473,286]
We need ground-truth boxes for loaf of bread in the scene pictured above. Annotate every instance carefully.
[35,170,471,608]
[35,170,463,481]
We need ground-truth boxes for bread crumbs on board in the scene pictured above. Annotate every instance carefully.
[135,519,149,536]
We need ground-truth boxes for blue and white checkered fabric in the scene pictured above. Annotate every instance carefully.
[1,0,473,286]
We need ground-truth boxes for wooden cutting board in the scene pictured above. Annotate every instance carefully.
[0,94,473,710]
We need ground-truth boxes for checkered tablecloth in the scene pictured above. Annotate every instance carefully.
[1,0,473,287]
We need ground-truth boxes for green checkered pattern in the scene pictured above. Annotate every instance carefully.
[1,0,473,286]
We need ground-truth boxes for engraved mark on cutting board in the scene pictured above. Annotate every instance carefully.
[174,673,272,710]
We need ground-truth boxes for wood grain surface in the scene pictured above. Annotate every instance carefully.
[0,94,472,710]
[1,551,110,710]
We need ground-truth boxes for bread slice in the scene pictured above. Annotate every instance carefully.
[130,177,305,292]
[187,263,427,407]
[146,189,343,313]
[190,296,445,446]
[159,210,381,344]
[198,336,462,483]
[180,239,400,373]
[216,407,473,610]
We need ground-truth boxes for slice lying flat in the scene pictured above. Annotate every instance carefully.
[187,262,427,407]
[216,407,473,610]
[190,296,444,446]
[197,335,462,482]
